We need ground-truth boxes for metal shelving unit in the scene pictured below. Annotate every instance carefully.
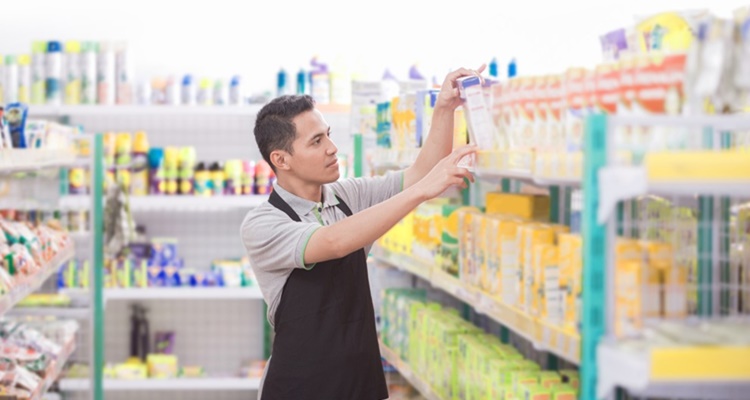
[59,377,262,391]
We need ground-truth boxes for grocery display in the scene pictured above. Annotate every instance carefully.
[0,4,748,400]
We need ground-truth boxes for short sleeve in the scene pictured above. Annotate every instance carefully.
[330,170,404,214]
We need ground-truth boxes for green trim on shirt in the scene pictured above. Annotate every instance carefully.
[301,226,321,270]
[400,170,405,192]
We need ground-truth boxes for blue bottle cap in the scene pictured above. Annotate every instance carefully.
[182,75,193,86]
[230,75,241,87]
[507,59,517,79]
[47,41,62,53]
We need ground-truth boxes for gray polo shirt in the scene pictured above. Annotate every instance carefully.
[240,170,403,328]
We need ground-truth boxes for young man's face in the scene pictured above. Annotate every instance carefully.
[288,108,340,184]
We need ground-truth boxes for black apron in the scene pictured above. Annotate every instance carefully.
[260,190,389,400]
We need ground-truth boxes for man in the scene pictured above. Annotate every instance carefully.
[241,65,484,400]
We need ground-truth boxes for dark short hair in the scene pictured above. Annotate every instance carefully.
[254,95,316,171]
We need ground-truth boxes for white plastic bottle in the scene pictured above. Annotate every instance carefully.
[229,75,242,105]
[64,41,81,105]
[97,41,115,105]
[18,55,31,103]
[4,55,18,104]
[46,41,63,105]
[115,41,133,104]
[31,41,46,104]
[81,41,98,104]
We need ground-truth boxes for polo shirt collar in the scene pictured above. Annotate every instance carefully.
[272,182,340,217]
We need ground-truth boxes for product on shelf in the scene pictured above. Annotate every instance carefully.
[0,104,81,152]
[0,211,72,295]
[381,290,580,400]
[0,318,78,397]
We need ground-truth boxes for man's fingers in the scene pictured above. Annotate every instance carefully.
[449,145,478,164]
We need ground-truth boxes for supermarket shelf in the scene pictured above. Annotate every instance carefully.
[598,341,750,400]
[28,103,350,117]
[472,168,534,183]
[379,340,442,400]
[0,245,75,316]
[648,180,750,197]
[373,247,580,364]
[372,250,432,283]
[59,377,262,391]
[8,306,90,319]
[28,104,264,117]
[533,175,582,187]
[32,338,77,400]
[59,194,269,211]
[61,287,263,301]
[0,149,78,174]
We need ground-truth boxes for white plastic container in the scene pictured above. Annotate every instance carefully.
[64,41,81,105]
[45,41,63,105]
[4,55,18,104]
[81,41,98,104]
[115,41,133,104]
[31,41,46,104]
[18,55,31,103]
[97,41,115,105]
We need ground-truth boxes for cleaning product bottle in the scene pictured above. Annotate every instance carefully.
[131,131,150,196]
[178,146,196,195]
[181,74,195,105]
[4,56,18,104]
[296,68,306,94]
[164,147,179,195]
[224,160,242,195]
[310,57,330,104]
[194,162,211,196]
[213,78,226,106]
[229,75,242,105]
[81,41,98,104]
[209,162,225,196]
[115,132,132,192]
[241,160,255,195]
[45,41,63,105]
[115,41,133,105]
[197,78,211,106]
[489,57,498,78]
[97,41,116,105]
[277,68,288,97]
[64,41,82,105]
[254,160,272,195]
[31,41,46,104]
[17,55,31,104]
[148,148,165,194]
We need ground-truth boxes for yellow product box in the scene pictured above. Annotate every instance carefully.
[645,150,750,181]
[521,224,556,313]
[412,200,450,261]
[381,211,414,255]
[440,205,481,277]
[512,370,540,394]
[481,215,498,294]
[558,233,582,331]
[551,383,578,400]
[496,216,524,306]
[114,362,148,380]
[615,258,662,337]
[486,192,551,221]
[559,369,579,389]
[538,370,562,389]
[640,240,688,318]
[535,244,561,322]
[474,214,490,290]
[520,382,553,400]
[458,208,483,288]
[147,354,179,379]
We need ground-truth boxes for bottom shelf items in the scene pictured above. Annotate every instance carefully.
[379,340,442,400]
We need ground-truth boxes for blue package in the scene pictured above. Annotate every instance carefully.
[148,266,164,287]
[4,103,28,148]
[163,265,180,287]
[151,238,178,267]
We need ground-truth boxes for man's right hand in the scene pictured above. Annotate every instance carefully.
[412,145,477,201]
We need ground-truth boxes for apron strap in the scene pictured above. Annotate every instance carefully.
[333,195,352,217]
[269,189,301,222]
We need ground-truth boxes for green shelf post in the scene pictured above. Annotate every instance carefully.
[501,178,511,193]
[697,128,715,317]
[92,134,104,400]
[563,187,573,227]
[353,133,363,178]
[581,114,608,400]
[720,131,731,314]
[616,202,625,236]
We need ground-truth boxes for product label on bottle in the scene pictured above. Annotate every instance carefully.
[633,53,686,114]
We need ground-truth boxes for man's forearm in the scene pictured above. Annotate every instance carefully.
[303,187,426,264]
[403,106,454,189]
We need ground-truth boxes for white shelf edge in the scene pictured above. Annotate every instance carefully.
[59,194,269,211]
[28,104,265,117]
[0,245,75,316]
[60,287,263,301]
[379,340,442,400]
[597,341,750,400]
[8,306,89,319]
[59,377,261,391]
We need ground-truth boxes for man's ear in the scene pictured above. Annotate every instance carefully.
[270,150,291,171]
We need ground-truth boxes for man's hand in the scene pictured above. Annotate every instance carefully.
[412,145,477,201]
[435,64,487,111]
